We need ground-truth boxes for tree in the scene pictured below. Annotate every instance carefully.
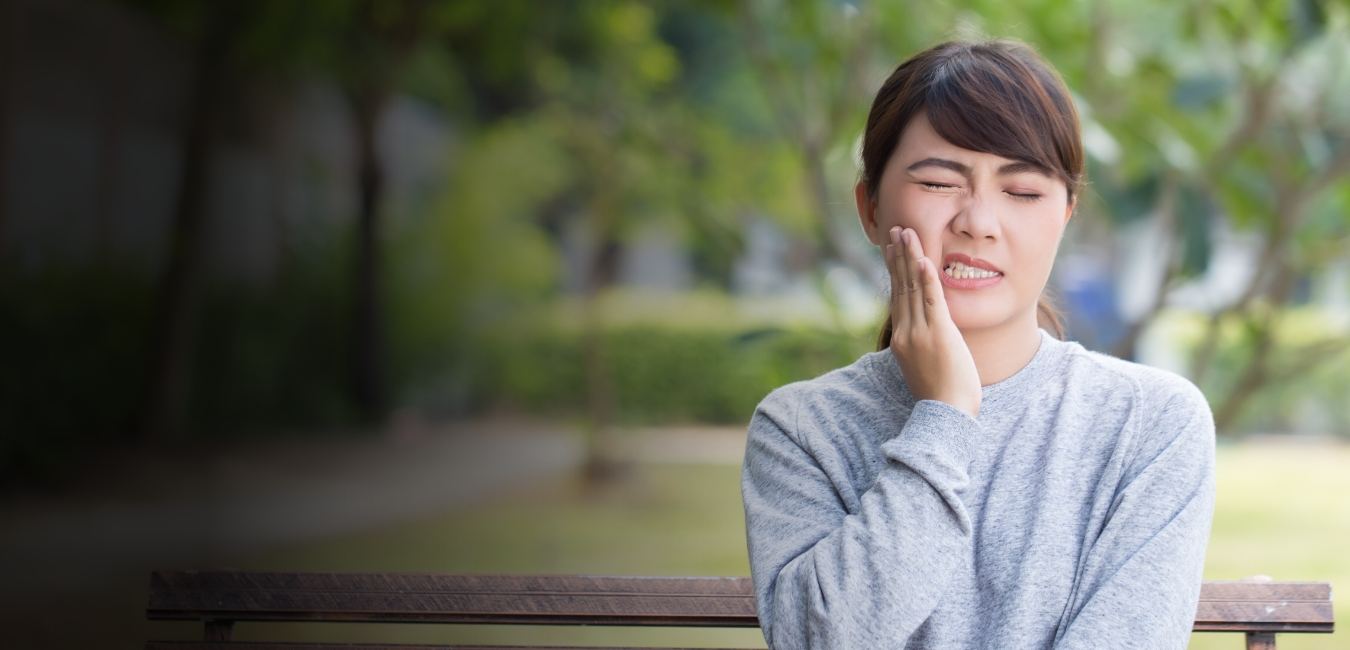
[132,0,245,443]
[333,0,433,424]
[0,0,16,254]
[1064,0,1350,432]
[846,0,1350,434]
[737,0,884,281]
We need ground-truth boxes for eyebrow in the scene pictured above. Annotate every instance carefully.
[905,157,1052,178]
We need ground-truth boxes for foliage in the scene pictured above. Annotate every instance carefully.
[0,244,367,484]
[465,320,872,426]
[0,264,154,485]
[1161,308,1350,436]
[188,247,360,434]
[382,116,567,414]
[12,0,1350,480]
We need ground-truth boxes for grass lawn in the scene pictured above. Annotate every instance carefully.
[1193,441,1349,650]
[221,440,1347,649]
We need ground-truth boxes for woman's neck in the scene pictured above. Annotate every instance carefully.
[962,317,1044,388]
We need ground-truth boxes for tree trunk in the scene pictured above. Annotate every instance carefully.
[579,189,626,484]
[580,287,621,483]
[94,36,127,261]
[0,0,17,255]
[343,0,428,426]
[136,6,236,443]
[801,137,875,284]
[1210,264,1295,434]
[738,4,875,283]
[351,91,388,424]
[265,94,294,275]
[1111,177,1178,360]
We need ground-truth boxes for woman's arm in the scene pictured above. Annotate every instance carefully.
[1051,380,1217,649]
[741,386,980,649]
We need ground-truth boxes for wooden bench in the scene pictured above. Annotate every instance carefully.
[145,570,1333,649]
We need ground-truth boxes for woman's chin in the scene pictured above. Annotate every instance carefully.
[947,302,1014,332]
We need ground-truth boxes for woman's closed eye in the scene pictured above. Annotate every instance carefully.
[915,180,1043,202]
[918,181,958,191]
[1004,190,1043,202]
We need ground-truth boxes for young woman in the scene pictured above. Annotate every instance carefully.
[741,40,1215,649]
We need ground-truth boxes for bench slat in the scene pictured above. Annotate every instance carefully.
[148,572,756,627]
[147,571,1333,632]
[1194,581,1334,633]
[147,644,759,650]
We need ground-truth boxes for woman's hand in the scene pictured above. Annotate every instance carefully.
[885,226,982,419]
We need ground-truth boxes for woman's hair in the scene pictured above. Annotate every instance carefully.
[860,39,1083,350]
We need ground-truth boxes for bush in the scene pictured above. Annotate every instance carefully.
[188,261,358,435]
[0,252,363,486]
[465,322,874,426]
[0,264,154,485]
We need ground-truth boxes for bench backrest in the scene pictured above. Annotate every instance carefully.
[145,570,1333,648]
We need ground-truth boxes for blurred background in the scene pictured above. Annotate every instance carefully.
[1,0,1347,647]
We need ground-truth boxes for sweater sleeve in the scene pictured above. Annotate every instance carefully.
[1052,379,1217,649]
[740,386,981,649]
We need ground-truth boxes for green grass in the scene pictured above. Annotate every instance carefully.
[233,463,765,648]
[1190,441,1349,650]
[216,442,1346,648]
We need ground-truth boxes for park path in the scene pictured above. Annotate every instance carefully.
[0,415,747,648]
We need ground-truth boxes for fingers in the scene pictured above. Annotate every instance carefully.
[918,257,951,325]
[899,228,952,328]
[885,241,900,322]
[890,226,958,334]
[887,227,910,331]
[905,234,951,327]
[902,230,924,323]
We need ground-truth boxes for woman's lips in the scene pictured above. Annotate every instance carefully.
[939,253,1004,290]
[941,252,1002,273]
[940,270,1003,290]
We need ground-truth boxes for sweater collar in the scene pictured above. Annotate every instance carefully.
[865,328,1069,415]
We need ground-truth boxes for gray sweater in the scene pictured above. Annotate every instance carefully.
[740,329,1215,649]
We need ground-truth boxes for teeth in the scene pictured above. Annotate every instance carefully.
[944,261,1001,280]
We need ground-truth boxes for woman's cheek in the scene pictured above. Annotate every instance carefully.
[899,192,948,230]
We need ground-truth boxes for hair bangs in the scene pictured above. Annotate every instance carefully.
[922,51,1065,184]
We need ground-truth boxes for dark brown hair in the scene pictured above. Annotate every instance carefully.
[861,39,1083,351]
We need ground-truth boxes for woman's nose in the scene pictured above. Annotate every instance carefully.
[951,193,1000,241]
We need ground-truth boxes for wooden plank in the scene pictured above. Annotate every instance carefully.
[1193,581,1334,633]
[148,572,757,627]
[1200,582,1331,601]
[147,644,759,650]
[148,571,1333,632]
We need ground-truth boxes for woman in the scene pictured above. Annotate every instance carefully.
[740,40,1215,649]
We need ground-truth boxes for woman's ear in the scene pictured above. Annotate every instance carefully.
[1064,195,1076,224]
[854,180,881,245]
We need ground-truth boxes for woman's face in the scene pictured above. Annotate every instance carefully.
[855,111,1074,334]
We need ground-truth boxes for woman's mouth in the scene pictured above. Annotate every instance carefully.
[941,256,1003,290]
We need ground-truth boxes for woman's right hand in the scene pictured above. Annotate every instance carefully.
[885,226,982,419]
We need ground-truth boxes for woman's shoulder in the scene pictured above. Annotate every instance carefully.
[1058,343,1214,446]
[1064,344,1207,409]
[774,348,891,402]
[749,350,891,438]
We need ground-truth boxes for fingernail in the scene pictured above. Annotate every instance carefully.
[889,226,900,243]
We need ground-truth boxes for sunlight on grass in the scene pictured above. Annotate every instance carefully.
[240,463,764,647]
[1189,441,1349,650]
[238,441,1347,649]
